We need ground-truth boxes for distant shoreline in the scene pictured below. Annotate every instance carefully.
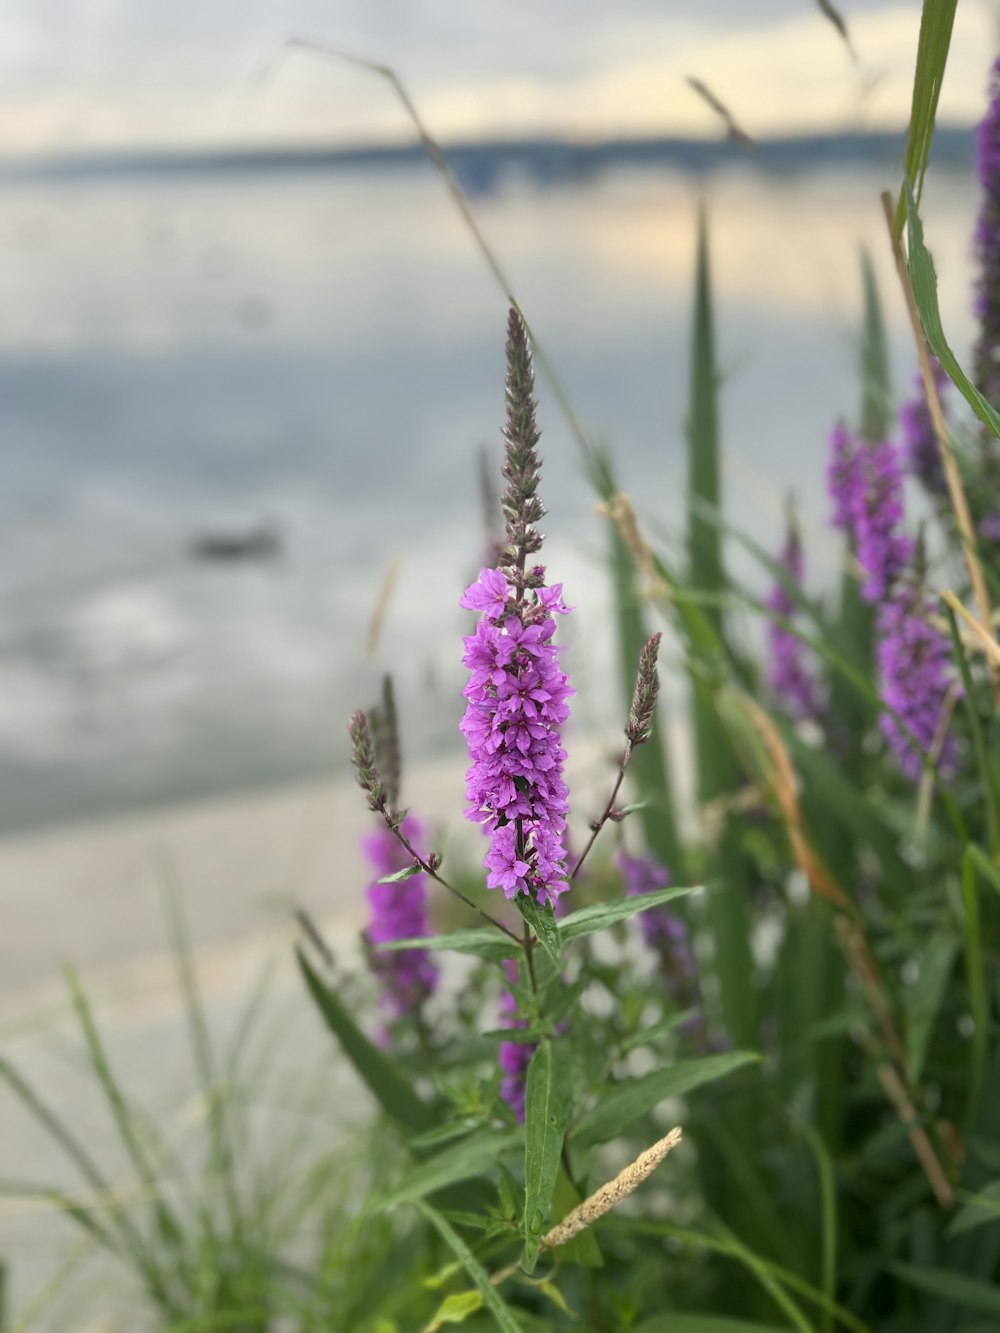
[0,124,975,184]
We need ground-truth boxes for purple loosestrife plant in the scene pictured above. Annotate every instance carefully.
[497,959,534,1123]
[900,360,948,497]
[765,516,819,721]
[364,816,438,1027]
[460,310,574,907]
[876,578,957,782]
[852,438,913,604]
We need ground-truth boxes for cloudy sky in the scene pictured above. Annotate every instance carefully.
[2,0,999,155]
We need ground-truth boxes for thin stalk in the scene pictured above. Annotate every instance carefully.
[389,821,521,943]
[569,746,631,881]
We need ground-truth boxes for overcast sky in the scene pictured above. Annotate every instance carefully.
[2,0,999,155]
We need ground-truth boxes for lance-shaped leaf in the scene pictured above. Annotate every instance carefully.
[559,884,702,944]
[515,895,561,968]
[522,1038,573,1273]
[374,1129,518,1211]
[297,947,435,1133]
[571,1051,760,1150]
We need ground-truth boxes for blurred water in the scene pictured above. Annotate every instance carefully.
[0,156,981,833]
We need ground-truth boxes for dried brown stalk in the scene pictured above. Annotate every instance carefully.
[542,1127,683,1250]
[940,590,1000,670]
[597,493,670,602]
[738,694,854,914]
[365,555,401,656]
[490,1128,683,1287]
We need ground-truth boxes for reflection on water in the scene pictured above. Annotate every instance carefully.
[0,158,981,832]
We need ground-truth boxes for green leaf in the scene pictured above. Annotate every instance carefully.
[296,947,436,1133]
[621,1009,700,1053]
[946,604,1000,855]
[558,885,703,943]
[538,1281,573,1317]
[376,863,422,884]
[380,929,519,963]
[425,1290,484,1328]
[571,1051,760,1149]
[610,1217,862,1333]
[416,1202,523,1333]
[374,1130,517,1211]
[521,1039,573,1273]
[904,178,1000,442]
[891,1262,1000,1315]
[903,932,958,1085]
[635,1318,786,1333]
[687,202,726,639]
[961,846,989,1134]
[895,0,958,232]
[947,1181,1000,1238]
[859,247,892,442]
[411,1118,487,1151]
[966,843,1000,897]
[514,895,561,969]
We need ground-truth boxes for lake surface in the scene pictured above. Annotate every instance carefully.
[0,154,982,833]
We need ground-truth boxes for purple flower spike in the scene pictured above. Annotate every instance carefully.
[364,815,438,1024]
[876,583,957,782]
[498,959,534,1122]
[765,518,819,721]
[461,310,573,907]
[827,421,860,534]
[900,361,947,496]
[852,439,913,604]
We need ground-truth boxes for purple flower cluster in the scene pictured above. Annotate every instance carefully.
[900,361,948,497]
[765,521,819,720]
[364,815,438,1023]
[853,440,913,604]
[460,567,573,906]
[975,57,1000,406]
[827,423,911,604]
[498,959,534,1122]
[827,422,859,534]
[876,585,957,782]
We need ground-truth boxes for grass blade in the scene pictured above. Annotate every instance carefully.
[961,846,989,1134]
[684,205,755,1048]
[893,0,959,236]
[890,1262,1000,1315]
[944,602,1000,855]
[416,1202,523,1333]
[297,947,436,1133]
